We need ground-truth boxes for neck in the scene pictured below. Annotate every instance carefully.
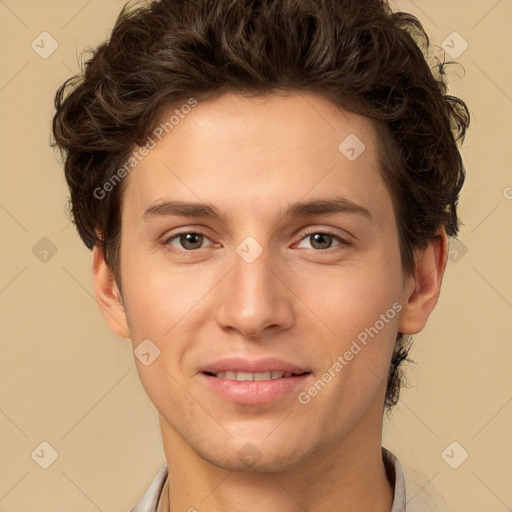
[158,404,394,512]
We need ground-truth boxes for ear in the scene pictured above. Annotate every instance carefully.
[92,243,131,339]
[398,229,449,335]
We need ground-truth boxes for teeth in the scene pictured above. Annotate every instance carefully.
[254,371,272,381]
[214,371,296,381]
[236,371,254,381]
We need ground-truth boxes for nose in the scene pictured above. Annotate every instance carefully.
[214,247,295,338]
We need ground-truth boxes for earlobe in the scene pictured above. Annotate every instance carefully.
[398,230,449,335]
[92,244,131,339]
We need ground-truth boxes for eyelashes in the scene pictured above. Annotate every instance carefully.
[162,229,351,255]
[164,232,210,251]
[295,231,349,251]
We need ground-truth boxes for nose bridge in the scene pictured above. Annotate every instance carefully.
[215,241,294,336]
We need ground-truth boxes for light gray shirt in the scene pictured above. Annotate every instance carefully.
[131,447,407,512]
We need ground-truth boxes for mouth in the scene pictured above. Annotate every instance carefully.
[199,357,312,404]
[202,370,311,381]
[200,370,312,405]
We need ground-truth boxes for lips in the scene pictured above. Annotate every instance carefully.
[200,357,311,377]
[199,357,312,404]
[200,372,311,405]
[210,370,304,381]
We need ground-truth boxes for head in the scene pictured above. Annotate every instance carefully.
[52,0,469,470]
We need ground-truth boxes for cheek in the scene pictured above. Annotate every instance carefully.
[294,255,403,342]
[296,264,402,413]
[294,250,404,402]
[119,236,207,334]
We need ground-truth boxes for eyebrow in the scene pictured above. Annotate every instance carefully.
[142,196,372,222]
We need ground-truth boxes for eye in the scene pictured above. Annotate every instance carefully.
[162,229,350,254]
[164,232,213,251]
[296,231,348,251]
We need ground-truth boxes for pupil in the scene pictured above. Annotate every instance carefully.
[311,233,331,249]
[181,233,202,249]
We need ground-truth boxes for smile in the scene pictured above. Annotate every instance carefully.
[205,370,308,381]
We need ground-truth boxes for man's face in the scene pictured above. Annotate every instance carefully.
[116,92,413,471]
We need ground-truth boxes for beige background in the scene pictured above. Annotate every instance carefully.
[1,0,511,510]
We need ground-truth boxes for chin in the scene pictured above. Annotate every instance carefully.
[209,433,311,471]
[203,447,306,473]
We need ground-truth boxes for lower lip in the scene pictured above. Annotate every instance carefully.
[200,372,311,405]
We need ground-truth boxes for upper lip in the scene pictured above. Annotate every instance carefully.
[200,357,311,374]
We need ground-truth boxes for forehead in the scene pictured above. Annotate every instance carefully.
[121,91,390,222]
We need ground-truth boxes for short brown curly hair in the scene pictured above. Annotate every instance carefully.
[51,0,470,411]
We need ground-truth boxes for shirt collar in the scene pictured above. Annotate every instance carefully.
[383,446,407,511]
